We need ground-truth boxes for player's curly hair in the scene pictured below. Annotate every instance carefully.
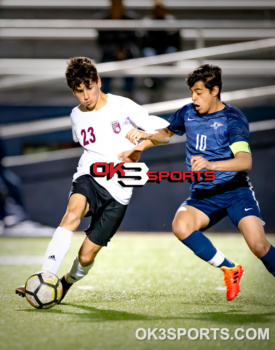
[186,64,222,99]
[66,57,99,91]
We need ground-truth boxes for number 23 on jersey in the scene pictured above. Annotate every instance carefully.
[81,127,96,145]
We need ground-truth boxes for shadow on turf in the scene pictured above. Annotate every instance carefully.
[19,304,165,322]
[180,311,275,325]
[18,288,275,324]
[19,304,275,325]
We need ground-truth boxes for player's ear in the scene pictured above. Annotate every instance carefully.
[212,86,219,98]
[97,77,102,89]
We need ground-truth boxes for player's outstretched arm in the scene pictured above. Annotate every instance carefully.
[118,139,155,162]
[125,127,172,145]
[191,152,252,172]
[119,128,173,162]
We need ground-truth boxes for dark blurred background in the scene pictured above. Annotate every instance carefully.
[0,0,275,233]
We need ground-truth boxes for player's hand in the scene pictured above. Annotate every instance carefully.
[118,149,142,163]
[126,128,152,145]
[191,155,213,171]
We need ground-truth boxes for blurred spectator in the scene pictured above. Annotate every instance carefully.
[95,0,141,99]
[0,140,27,227]
[0,139,54,236]
[143,1,181,57]
[142,0,182,101]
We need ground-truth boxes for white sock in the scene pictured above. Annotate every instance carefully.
[67,256,94,283]
[207,249,225,267]
[41,226,73,274]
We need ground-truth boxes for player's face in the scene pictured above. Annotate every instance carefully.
[74,79,102,110]
[190,81,219,115]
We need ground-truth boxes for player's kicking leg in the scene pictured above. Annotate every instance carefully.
[57,192,127,302]
[58,237,102,303]
[173,205,244,301]
[15,193,89,298]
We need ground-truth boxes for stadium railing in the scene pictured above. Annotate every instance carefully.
[1,20,275,47]
[1,19,275,29]
[1,0,274,10]
[1,38,275,89]
[2,59,275,77]
[1,19,275,51]
[1,85,275,142]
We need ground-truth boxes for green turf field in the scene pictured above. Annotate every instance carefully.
[0,232,274,350]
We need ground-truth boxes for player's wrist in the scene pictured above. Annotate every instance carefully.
[136,139,154,151]
[134,143,146,152]
[208,161,216,171]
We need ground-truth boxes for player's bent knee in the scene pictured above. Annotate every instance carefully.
[172,218,194,240]
[249,241,271,258]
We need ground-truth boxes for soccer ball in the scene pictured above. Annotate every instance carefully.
[25,271,63,309]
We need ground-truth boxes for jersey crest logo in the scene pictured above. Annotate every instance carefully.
[111,121,121,134]
[210,121,223,129]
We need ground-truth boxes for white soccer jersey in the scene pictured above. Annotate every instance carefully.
[71,94,169,204]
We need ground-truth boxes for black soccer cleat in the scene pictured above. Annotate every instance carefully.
[15,285,26,297]
[58,276,73,303]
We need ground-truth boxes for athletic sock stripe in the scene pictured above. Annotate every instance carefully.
[207,250,225,267]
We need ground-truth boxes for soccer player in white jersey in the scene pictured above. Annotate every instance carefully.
[16,56,168,301]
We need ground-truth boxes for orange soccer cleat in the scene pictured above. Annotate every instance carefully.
[221,263,244,301]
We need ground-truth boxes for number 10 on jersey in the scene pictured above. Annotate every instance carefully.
[196,134,207,151]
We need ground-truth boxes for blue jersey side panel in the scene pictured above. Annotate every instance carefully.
[168,103,250,190]
[167,104,187,135]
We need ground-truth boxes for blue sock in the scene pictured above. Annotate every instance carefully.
[217,258,235,268]
[180,231,235,268]
[259,245,275,277]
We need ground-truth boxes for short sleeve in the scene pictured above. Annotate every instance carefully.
[227,108,249,145]
[125,98,169,131]
[167,105,187,136]
[70,113,78,143]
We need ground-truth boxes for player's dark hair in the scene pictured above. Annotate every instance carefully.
[186,64,222,99]
[66,57,99,91]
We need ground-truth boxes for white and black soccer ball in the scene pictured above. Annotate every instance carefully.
[25,271,63,309]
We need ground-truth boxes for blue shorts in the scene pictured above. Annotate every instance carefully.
[181,184,262,230]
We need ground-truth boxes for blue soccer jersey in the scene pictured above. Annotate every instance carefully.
[168,103,250,190]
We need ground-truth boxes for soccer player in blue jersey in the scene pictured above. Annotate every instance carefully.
[118,64,275,301]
